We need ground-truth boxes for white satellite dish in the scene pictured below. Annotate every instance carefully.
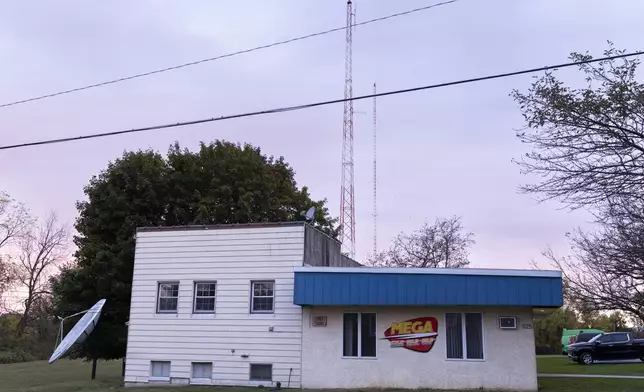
[304,207,316,221]
[49,299,106,364]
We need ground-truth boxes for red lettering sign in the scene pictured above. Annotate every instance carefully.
[382,316,438,353]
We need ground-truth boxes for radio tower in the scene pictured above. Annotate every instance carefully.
[372,82,377,257]
[340,0,355,258]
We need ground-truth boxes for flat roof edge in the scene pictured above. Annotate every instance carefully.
[293,266,562,278]
[137,221,305,232]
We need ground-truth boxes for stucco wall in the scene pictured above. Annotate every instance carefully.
[301,306,537,391]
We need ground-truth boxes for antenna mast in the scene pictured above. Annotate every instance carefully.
[372,82,377,257]
[340,0,355,258]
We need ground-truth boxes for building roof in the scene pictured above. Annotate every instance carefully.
[293,267,563,308]
[137,221,305,232]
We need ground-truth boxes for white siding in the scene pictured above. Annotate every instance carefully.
[302,306,538,391]
[124,225,305,387]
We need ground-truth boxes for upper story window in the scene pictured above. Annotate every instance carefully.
[445,312,484,360]
[193,282,217,313]
[251,281,275,313]
[157,282,179,313]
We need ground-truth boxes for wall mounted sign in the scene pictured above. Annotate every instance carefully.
[382,317,438,353]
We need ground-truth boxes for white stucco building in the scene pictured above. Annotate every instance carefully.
[124,222,562,390]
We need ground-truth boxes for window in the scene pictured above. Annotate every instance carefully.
[150,361,170,378]
[249,364,272,381]
[343,313,376,358]
[446,312,484,360]
[191,362,212,380]
[157,283,179,313]
[251,281,275,313]
[193,282,217,313]
[603,333,629,343]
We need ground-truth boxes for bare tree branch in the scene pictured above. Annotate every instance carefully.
[14,213,69,335]
[0,191,33,250]
[511,44,644,209]
[368,216,474,268]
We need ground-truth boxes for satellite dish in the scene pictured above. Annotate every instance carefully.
[304,207,316,221]
[49,299,106,364]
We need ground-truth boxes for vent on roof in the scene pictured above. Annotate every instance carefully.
[311,315,327,327]
[499,316,517,329]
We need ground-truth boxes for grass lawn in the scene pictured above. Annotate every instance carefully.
[539,378,644,392]
[3,359,644,392]
[537,355,644,375]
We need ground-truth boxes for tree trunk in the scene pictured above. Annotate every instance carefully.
[15,299,32,337]
[122,357,126,377]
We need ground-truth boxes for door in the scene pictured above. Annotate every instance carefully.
[610,333,636,359]
[597,333,631,360]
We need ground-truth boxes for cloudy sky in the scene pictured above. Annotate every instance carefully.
[1,0,641,268]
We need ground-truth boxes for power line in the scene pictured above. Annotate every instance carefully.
[1,50,642,151]
[0,0,458,110]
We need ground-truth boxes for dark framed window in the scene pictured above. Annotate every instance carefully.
[343,312,376,357]
[193,282,217,313]
[446,312,484,360]
[251,281,275,313]
[249,363,272,381]
[157,282,179,313]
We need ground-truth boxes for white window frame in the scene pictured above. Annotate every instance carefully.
[150,361,171,381]
[193,282,217,313]
[156,282,179,314]
[190,362,213,384]
[249,363,273,381]
[341,312,378,359]
[250,281,275,314]
[445,312,485,361]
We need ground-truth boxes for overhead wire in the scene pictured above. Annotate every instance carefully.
[0,0,458,109]
[1,50,642,151]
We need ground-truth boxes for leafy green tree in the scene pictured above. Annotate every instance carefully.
[534,308,579,354]
[51,141,337,360]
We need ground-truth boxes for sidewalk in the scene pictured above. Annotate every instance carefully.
[540,373,644,379]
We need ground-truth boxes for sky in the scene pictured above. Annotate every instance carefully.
[1,0,642,269]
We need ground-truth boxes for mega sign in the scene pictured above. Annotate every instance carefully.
[382,316,438,353]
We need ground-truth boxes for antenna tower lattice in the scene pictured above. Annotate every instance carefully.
[340,0,355,258]
[372,82,377,257]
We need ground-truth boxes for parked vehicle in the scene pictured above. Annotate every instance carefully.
[567,332,644,364]
[575,332,602,344]
[561,328,603,355]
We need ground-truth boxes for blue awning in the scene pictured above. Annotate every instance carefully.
[293,267,563,307]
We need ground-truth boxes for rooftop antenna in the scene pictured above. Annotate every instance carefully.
[340,0,356,259]
[304,206,316,222]
[50,299,106,364]
[372,82,377,257]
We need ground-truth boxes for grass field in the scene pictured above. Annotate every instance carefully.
[3,359,644,392]
[537,355,644,375]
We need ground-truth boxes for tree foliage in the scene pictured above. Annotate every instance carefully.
[512,44,644,321]
[370,216,474,268]
[534,307,628,354]
[51,140,338,360]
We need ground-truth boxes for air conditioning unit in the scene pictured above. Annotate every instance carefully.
[499,316,517,329]
[311,315,327,327]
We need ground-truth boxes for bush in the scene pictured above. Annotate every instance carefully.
[0,350,36,364]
